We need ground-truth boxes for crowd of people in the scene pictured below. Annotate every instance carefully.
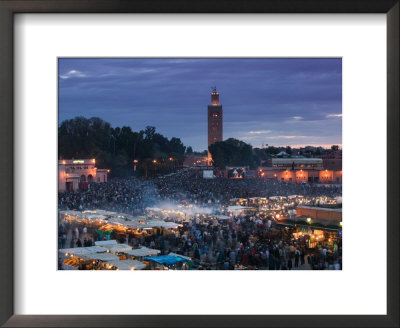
[151,216,341,270]
[59,169,342,213]
[59,214,342,270]
[155,169,342,205]
[59,178,158,215]
[58,168,342,270]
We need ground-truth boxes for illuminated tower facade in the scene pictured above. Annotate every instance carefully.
[208,87,223,148]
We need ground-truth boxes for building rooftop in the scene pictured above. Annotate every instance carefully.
[59,159,96,165]
[272,158,323,164]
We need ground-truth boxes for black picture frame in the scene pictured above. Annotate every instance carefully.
[0,1,398,327]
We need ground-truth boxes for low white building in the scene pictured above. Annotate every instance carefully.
[58,159,109,192]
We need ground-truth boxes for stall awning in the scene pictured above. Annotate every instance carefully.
[144,255,188,265]
[124,247,160,257]
[59,247,97,257]
[83,253,119,261]
[95,240,117,246]
[103,243,132,253]
[167,252,191,261]
[107,259,147,270]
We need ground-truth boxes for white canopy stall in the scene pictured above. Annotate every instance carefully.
[95,240,117,246]
[106,259,147,270]
[83,252,119,261]
[101,243,132,253]
[124,247,160,259]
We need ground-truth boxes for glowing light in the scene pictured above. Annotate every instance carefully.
[133,159,138,164]
[152,160,157,164]
[92,159,96,163]
[306,217,311,223]
[107,169,110,173]
[72,160,84,164]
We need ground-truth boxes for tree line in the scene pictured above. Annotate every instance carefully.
[58,117,186,177]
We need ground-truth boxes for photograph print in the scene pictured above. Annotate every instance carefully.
[58,58,342,271]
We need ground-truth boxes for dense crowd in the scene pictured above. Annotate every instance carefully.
[59,169,342,213]
[58,169,342,270]
[157,216,342,270]
[155,169,342,205]
[59,178,158,214]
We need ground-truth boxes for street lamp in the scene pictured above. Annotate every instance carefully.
[306,217,312,224]
[168,157,175,173]
[152,159,158,177]
[133,159,138,173]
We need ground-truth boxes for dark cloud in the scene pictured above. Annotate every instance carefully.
[59,58,342,151]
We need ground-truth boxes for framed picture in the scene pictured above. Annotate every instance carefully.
[0,0,398,327]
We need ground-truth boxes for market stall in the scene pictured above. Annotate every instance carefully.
[124,247,160,260]
[101,243,132,253]
[105,259,147,270]
[144,254,188,270]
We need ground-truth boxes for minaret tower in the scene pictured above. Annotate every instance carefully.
[208,86,223,149]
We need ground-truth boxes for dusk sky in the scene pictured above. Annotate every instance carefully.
[59,58,342,152]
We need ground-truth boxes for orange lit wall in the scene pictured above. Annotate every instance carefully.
[296,206,342,223]
[258,168,341,184]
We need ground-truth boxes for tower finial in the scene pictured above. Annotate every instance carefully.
[211,86,217,93]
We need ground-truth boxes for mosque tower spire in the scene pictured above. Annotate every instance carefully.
[207,86,223,149]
